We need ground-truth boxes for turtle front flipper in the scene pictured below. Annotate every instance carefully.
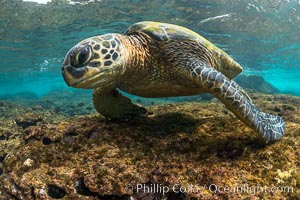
[190,63,285,143]
[93,87,147,120]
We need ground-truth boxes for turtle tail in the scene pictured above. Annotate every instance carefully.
[191,64,285,143]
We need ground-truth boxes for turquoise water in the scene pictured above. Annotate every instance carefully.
[1,0,300,98]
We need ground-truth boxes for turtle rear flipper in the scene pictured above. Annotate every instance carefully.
[253,112,285,142]
[190,63,285,143]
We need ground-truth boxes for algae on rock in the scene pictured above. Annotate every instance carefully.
[0,93,299,199]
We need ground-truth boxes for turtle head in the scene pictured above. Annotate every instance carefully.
[62,34,124,88]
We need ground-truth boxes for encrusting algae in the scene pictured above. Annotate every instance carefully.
[0,92,299,199]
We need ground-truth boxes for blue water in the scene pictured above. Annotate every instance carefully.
[1,0,300,97]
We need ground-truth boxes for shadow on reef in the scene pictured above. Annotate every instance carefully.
[115,112,267,158]
[0,93,300,199]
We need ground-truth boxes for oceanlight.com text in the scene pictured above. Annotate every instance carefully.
[125,183,294,196]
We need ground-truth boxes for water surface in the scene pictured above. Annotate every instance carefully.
[1,0,300,97]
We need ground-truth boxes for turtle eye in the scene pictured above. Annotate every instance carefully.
[71,46,91,68]
[78,47,90,64]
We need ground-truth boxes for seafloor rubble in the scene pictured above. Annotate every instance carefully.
[0,92,299,200]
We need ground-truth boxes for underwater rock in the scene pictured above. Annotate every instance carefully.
[38,90,95,116]
[0,93,299,199]
[235,74,279,94]
[15,113,43,129]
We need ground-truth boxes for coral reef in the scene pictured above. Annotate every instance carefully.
[0,90,95,116]
[0,93,299,199]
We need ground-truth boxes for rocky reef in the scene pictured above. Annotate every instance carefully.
[235,74,279,94]
[0,92,299,199]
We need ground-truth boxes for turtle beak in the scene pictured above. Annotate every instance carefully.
[62,66,85,87]
[62,52,85,87]
[62,60,107,89]
[62,64,101,88]
[62,50,89,87]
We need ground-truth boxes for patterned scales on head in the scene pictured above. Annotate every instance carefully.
[62,21,285,144]
[80,34,121,69]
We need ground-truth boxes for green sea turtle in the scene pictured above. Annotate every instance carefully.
[62,21,285,143]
